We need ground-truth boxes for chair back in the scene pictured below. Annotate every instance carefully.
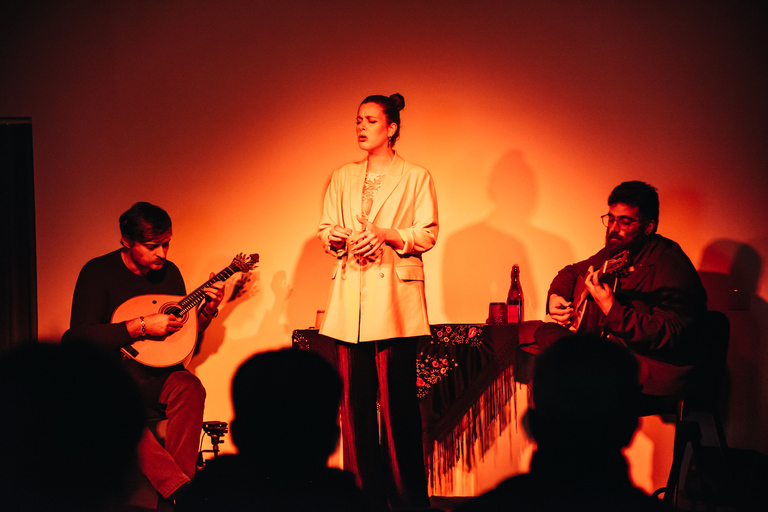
[637,309,730,414]
[686,309,730,408]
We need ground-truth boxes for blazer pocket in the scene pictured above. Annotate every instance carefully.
[395,265,424,282]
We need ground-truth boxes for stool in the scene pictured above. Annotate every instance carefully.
[197,421,228,467]
[646,310,732,510]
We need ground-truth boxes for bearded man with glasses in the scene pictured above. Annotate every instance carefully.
[534,181,708,396]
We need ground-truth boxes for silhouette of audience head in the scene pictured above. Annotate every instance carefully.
[230,348,342,470]
[525,334,641,455]
[0,341,145,512]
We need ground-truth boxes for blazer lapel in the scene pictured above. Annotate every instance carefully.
[348,160,366,230]
[368,153,405,222]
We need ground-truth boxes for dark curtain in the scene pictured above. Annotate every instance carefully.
[1,118,37,352]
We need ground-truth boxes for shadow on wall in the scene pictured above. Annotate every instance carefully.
[698,239,768,456]
[441,149,574,324]
[188,269,258,373]
[252,270,294,350]
[288,174,337,333]
[189,232,335,371]
[287,235,337,332]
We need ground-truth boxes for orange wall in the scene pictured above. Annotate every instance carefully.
[2,0,766,492]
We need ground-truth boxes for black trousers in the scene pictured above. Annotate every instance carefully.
[335,337,431,511]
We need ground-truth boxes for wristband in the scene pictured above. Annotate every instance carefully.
[140,316,146,337]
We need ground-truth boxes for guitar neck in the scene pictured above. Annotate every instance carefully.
[595,262,610,282]
[174,264,240,315]
[597,250,629,282]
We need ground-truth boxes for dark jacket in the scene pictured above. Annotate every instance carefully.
[547,235,708,395]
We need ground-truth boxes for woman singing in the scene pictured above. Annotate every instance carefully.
[318,93,438,511]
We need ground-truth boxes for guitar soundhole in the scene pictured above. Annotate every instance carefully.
[161,303,188,323]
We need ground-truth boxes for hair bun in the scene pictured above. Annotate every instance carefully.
[389,93,405,111]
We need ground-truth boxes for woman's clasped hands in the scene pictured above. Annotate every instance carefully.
[351,216,386,259]
[328,217,386,260]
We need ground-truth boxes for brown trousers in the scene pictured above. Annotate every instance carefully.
[335,337,431,511]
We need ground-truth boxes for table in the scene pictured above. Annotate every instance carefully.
[292,322,540,477]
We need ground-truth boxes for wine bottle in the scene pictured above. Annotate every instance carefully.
[506,264,524,323]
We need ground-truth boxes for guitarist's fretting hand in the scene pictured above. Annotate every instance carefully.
[198,272,226,331]
[584,265,616,315]
[201,273,226,317]
[548,294,574,326]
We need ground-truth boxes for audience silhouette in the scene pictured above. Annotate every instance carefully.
[0,341,146,512]
[456,334,675,512]
[177,347,370,512]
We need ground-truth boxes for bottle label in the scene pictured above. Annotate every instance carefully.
[507,302,522,324]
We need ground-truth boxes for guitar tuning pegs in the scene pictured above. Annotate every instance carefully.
[233,252,260,271]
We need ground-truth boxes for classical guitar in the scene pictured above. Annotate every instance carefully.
[114,253,259,367]
[568,250,629,333]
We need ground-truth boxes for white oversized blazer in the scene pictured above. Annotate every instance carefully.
[318,153,439,343]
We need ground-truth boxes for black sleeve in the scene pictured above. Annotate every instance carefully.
[62,260,134,351]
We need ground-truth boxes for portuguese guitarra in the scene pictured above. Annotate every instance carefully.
[114,253,259,367]
[567,250,629,332]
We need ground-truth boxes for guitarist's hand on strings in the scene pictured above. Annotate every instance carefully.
[131,313,185,338]
[548,294,574,326]
[200,273,226,318]
[196,272,226,332]
[584,265,615,315]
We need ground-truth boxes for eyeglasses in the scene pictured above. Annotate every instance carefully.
[601,214,642,229]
